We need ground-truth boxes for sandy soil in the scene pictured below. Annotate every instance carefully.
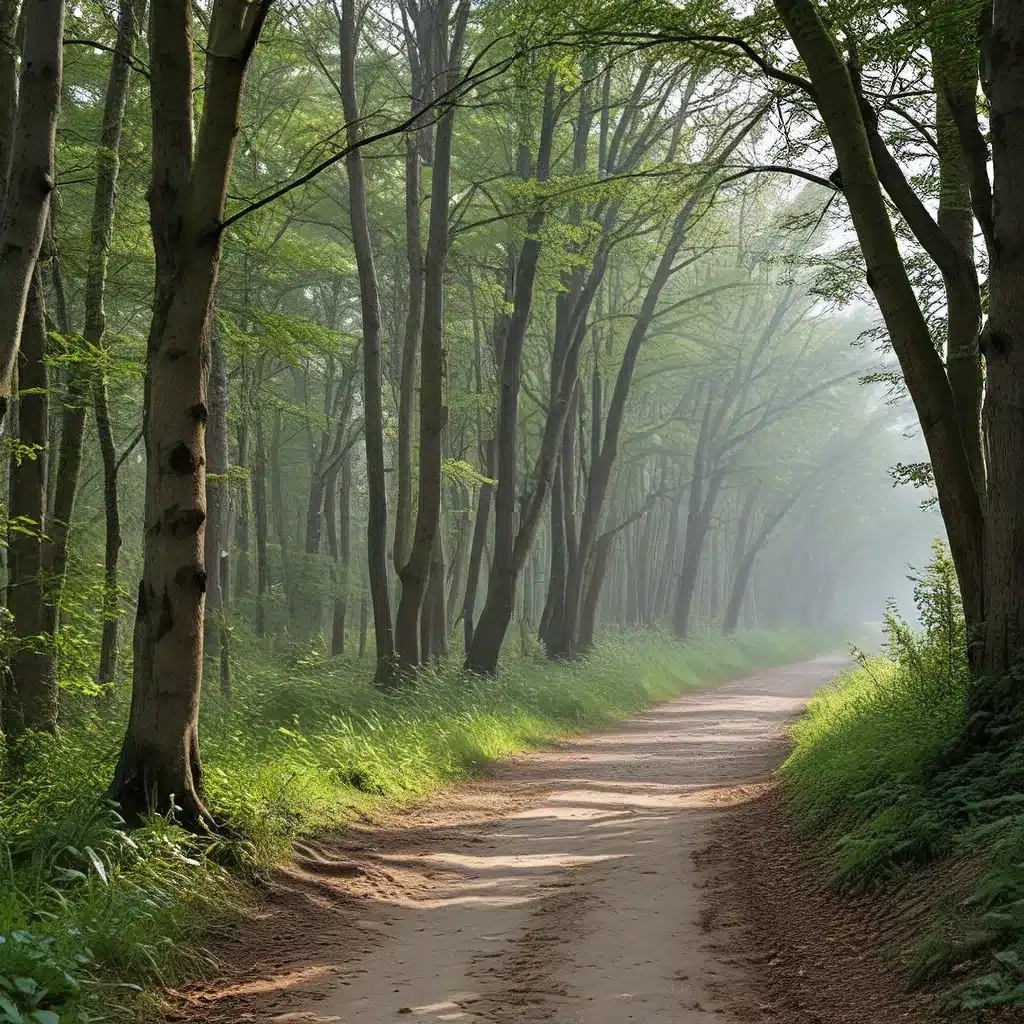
[177,656,846,1024]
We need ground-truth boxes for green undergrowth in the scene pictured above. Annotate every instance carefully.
[782,543,1024,1010]
[0,628,817,1022]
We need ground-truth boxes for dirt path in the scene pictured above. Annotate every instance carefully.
[182,656,845,1024]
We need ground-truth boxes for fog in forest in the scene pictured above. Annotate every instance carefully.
[3,0,1021,1016]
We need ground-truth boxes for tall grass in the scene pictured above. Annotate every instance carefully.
[782,542,1024,1009]
[0,628,815,1022]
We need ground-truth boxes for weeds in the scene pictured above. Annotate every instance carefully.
[0,629,814,1021]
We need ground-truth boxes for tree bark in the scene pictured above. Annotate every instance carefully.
[722,484,759,633]
[269,406,295,625]
[975,0,1024,685]
[463,440,494,654]
[393,58,425,574]
[0,0,64,426]
[95,373,122,685]
[0,0,17,177]
[394,0,470,667]
[111,0,271,826]
[4,272,55,737]
[338,0,394,680]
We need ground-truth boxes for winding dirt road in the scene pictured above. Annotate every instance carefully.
[184,655,845,1024]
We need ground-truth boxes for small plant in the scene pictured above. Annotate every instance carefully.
[0,930,92,1023]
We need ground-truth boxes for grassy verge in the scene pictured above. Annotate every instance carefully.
[0,628,817,1022]
[781,546,1024,1010]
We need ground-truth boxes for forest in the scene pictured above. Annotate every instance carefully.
[0,0,1020,1018]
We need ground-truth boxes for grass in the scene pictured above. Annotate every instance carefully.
[0,627,818,1022]
[780,543,1024,1010]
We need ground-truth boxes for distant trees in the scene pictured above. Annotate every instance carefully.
[0,0,950,817]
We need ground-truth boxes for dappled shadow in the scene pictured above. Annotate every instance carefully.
[176,656,847,1022]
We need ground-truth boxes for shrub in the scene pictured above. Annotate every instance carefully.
[782,542,1024,1007]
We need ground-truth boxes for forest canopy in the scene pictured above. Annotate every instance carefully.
[0,0,1015,846]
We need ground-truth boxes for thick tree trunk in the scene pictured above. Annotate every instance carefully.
[577,532,614,653]
[338,0,394,680]
[111,0,270,826]
[772,0,985,664]
[0,0,17,175]
[975,0,1024,688]
[419,530,447,662]
[4,273,56,737]
[0,0,64,426]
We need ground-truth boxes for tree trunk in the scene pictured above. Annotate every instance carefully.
[394,0,470,667]
[0,0,64,426]
[462,440,494,654]
[94,376,123,685]
[420,529,448,663]
[465,76,558,675]
[673,472,723,639]
[111,0,271,826]
[4,273,55,737]
[393,123,423,574]
[446,503,469,636]
[234,421,251,599]
[204,329,230,696]
[772,0,985,664]
[975,0,1024,688]
[269,406,295,626]
[0,0,17,177]
[338,0,394,680]
[331,453,351,656]
[723,485,759,633]
[253,413,270,635]
[47,0,142,674]
[88,0,143,687]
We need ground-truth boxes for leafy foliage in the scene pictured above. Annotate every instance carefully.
[784,543,1024,1007]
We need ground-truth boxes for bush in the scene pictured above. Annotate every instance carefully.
[782,541,1024,1008]
[0,629,816,1021]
